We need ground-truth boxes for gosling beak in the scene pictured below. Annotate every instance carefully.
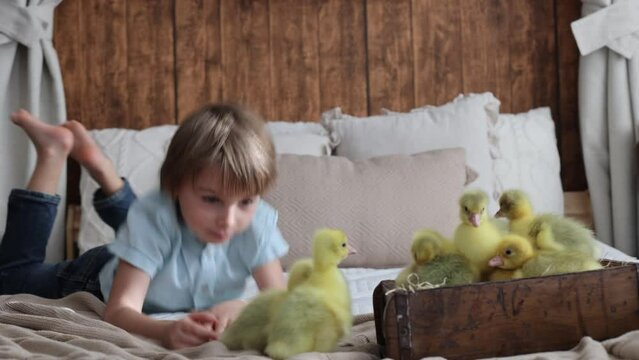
[347,244,357,255]
[469,213,481,227]
[488,256,504,267]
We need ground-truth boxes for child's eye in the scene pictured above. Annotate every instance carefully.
[240,198,255,206]
[202,196,220,204]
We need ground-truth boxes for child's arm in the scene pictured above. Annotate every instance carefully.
[103,260,217,349]
[253,258,286,290]
[206,258,286,336]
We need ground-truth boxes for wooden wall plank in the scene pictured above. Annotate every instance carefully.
[175,0,223,122]
[318,0,368,117]
[81,1,128,129]
[126,1,176,127]
[557,0,587,191]
[54,0,83,123]
[509,0,557,114]
[460,0,512,112]
[221,0,272,119]
[366,0,414,113]
[54,0,83,205]
[269,0,320,121]
[413,0,463,107]
[54,0,587,191]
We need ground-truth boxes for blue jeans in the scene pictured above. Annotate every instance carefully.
[0,180,136,300]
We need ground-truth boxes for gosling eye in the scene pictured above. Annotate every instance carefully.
[504,248,513,256]
[481,207,485,214]
[341,243,347,248]
[464,206,469,213]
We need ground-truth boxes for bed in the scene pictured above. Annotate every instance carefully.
[3,0,639,359]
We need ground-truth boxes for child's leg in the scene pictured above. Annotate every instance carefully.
[11,109,73,194]
[63,121,123,196]
[63,121,136,231]
[0,110,72,297]
[0,110,72,267]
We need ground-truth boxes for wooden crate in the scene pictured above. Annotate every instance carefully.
[373,261,639,360]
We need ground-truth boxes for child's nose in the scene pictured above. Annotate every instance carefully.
[217,206,236,228]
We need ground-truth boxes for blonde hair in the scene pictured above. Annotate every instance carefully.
[160,103,276,197]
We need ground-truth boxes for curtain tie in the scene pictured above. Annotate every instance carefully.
[0,0,62,47]
[571,0,639,58]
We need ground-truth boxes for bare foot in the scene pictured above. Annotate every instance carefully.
[11,109,73,194]
[11,109,73,161]
[63,120,124,195]
[62,121,108,174]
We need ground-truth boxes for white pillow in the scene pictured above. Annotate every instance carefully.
[381,104,564,215]
[492,108,564,214]
[266,121,335,155]
[77,122,333,254]
[322,92,500,213]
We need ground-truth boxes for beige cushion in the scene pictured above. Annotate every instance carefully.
[264,148,472,268]
[323,92,500,213]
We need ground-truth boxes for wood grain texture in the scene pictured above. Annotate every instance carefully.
[54,0,587,190]
[318,0,368,117]
[376,265,639,359]
[221,0,272,119]
[557,0,587,190]
[126,1,176,127]
[270,0,320,121]
[82,1,128,129]
[54,1,175,129]
[413,0,463,107]
[366,0,414,113]
[175,0,223,122]
[509,0,558,114]
[54,0,83,123]
[460,0,511,112]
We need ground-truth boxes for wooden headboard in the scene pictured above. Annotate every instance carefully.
[53,0,585,200]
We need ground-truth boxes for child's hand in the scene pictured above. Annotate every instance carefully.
[162,312,218,349]
[208,299,247,337]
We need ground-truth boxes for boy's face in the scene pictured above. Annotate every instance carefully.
[177,167,259,244]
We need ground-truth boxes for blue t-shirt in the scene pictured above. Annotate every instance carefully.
[98,190,289,313]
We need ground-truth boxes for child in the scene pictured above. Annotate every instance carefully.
[0,104,289,349]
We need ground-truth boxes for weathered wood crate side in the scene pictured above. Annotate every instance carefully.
[373,263,639,360]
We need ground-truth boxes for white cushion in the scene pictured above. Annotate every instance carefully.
[492,107,564,214]
[323,92,500,213]
[77,122,333,253]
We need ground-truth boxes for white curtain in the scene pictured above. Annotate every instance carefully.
[572,0,639,256]
[0,0,67,261]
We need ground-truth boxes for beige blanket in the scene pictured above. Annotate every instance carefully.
[0,292,379,359]
[2,292,639,360]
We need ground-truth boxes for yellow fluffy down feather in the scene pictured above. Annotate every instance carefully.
[264,228,355,360]
[488,234,602,280]
[453,189,503,277]
[496,189,598,257]
[396,229,479,288]
[220,253,315,351]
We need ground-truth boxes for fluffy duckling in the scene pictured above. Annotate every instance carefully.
[496,189,598,257]
[495,189,534,236]
[220,289,287,351]
[265,228,354,360]
[396,229,479,287]
[488,234,602,280]
[221,257,313,351]
[286,258,313,289]
[453,190,503,276]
